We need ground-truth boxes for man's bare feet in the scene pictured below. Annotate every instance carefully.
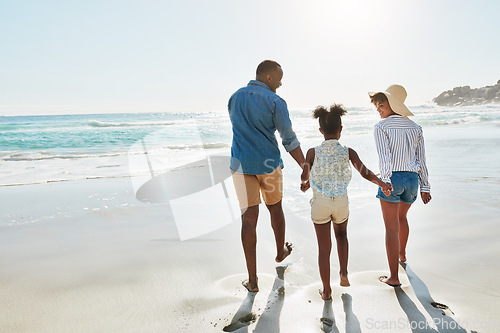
[319,288,332,301]
[340,274,350,287]
[379,275,401,287]
[275,242,293,263]
[242,279,259,292]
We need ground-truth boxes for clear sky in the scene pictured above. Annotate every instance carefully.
[1,0,499,116]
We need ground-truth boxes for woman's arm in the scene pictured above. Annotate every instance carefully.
[374,125,392,185]
[416,131,431,204]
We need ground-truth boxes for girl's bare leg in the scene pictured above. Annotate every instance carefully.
[314,221,332,300]
[333,219,350,287]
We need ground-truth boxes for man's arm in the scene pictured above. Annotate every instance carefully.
[300,148,314,192]
[273,98,301,154]
[289,146,305,169]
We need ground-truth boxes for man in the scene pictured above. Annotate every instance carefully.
[228,60,305,292]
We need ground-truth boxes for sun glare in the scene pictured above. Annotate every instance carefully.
[302,0,386,40]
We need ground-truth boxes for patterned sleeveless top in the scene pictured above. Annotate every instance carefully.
[310,140,352,198]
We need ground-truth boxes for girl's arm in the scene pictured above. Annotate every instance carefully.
[348,148,392,195]
[300,148,315,192]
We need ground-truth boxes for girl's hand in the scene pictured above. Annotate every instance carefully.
[381,182,392,196]
[300,180,310,192]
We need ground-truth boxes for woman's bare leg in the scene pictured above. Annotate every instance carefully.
[398,202,412,262]
[379,200,401,286]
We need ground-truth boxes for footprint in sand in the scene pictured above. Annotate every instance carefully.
[276,263,291,280]
[431,301,455,315]
[222,313,256,332]
[320,317,334,327]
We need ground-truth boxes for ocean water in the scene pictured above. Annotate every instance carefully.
[1,105,499,187]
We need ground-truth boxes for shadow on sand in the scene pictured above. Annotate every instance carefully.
[222,292,257,332]
[320,293,361,333]
[223,265,289,333]
[397,262,469,333]
[224,262,472,333]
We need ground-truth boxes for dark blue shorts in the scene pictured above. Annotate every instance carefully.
[377,171,418,204]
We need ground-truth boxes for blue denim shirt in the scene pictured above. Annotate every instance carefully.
[228,80,300,175]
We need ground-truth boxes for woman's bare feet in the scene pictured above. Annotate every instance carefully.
[379,275,401,287]
[399,253,407,263]
[339,274,350,287]
[275,242,293,263]
[242,279,259,292]
[319,288,332,301]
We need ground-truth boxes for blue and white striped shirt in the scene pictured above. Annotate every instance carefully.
[374,115,430,192]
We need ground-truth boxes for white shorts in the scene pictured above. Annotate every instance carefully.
[310,191,349,224]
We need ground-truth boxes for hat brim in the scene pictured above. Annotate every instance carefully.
[368,91,414,117]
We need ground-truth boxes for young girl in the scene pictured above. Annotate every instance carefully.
[301,104,392,300]
[369,85,431,287]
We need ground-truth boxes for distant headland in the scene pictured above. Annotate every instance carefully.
[433,79,500,106]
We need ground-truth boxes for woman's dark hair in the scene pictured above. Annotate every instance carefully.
[313,104,347,134]
[370,92,388,105]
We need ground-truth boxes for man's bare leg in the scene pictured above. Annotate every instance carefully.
[266,200,292,262]
[379,200,401,286]
[241,205,259,292]
[398,202,412,262]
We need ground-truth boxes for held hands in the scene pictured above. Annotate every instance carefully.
[380,182,393,196]
[421,192,432,204]
[300,180,310,192]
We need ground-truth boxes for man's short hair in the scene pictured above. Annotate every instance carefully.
[256,60,281,76]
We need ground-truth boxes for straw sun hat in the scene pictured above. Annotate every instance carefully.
[368,84,414,117]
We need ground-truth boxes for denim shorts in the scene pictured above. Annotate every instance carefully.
[377,171,418,204]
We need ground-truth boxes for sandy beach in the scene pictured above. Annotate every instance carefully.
[1,119,499,332]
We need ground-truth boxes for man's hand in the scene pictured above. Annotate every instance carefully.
[421,192,431,204]
[300,180,310,192]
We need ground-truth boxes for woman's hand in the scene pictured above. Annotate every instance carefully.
[381,182,393,196]
[421,192,431,204]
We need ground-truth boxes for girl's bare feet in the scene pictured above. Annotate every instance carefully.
[319,288,332,301]
[340,274,350,287]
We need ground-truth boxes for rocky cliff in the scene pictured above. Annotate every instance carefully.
[433,79,500,106]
